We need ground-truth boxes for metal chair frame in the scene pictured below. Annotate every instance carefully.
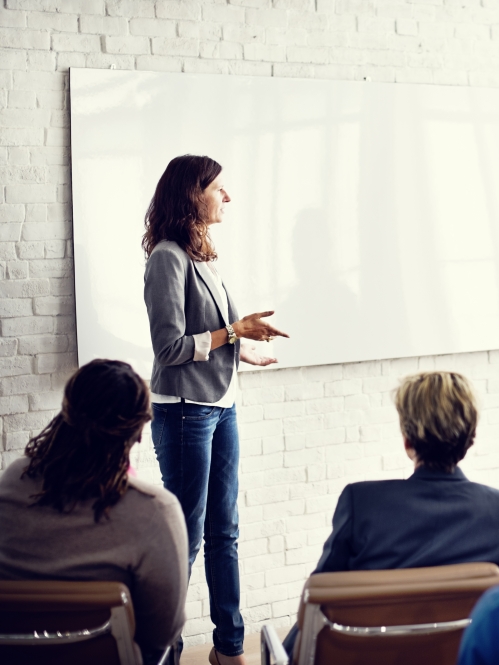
[261,625,289,665]
[295,601,472,665]
[0,585,177,665]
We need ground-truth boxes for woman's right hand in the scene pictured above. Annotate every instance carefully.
[232,311,290,342]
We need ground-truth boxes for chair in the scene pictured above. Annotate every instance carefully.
[0,579,169,665]
[261,562,499,665]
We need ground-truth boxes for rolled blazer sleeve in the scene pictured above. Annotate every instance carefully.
[313,484,353,574]
[144,247,196,366]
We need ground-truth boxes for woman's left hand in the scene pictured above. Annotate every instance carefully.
[240,343,278,367]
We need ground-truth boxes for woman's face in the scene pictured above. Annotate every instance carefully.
[202,173,231,226]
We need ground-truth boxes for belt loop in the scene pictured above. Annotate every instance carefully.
[180,397,185,403]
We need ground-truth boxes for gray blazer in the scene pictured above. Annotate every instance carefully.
[144,240,240,402]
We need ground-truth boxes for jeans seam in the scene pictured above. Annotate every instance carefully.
[153,405,167,456]
[208,407,244,658]
[207,439,221,646]
[207,504,242,658]
[180,401,184,506]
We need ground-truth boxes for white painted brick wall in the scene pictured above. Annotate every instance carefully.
[2,0,499,647]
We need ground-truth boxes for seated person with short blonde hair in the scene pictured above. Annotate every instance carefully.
[284,371,499,655]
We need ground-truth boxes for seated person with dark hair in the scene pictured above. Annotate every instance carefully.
[284,371,499,656]
[0,359,188,665]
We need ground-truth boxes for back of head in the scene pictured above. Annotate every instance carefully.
[24,359,151,521]
[142,154,222,260]
[394,371,478,472]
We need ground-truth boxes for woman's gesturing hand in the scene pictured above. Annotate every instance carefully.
[240,344,278,367]
[232,311,290,342]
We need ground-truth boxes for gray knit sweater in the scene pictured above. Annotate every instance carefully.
[0,456,188,659]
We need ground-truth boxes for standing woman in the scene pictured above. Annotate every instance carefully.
[143,155,289,665]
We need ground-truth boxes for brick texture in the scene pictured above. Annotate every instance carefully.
[1,0,499,647]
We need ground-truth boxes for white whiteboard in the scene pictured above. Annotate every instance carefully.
[70,69,499,376]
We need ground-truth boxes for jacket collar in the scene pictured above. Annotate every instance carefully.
[409,466,467,482]
[193,261,229,326]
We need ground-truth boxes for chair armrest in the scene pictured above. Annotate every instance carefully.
[261,625,289,665]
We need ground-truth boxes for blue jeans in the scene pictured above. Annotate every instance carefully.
[151,401,244,657]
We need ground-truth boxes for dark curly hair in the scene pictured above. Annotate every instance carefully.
[142,154,222,260]
[23,359,152,522]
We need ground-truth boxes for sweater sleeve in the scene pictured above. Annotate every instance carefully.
[144,247,196,366]
[132,493,188,656]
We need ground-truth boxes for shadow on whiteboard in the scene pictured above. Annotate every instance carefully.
[275,208,362,368]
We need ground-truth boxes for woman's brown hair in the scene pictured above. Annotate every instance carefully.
[23,359,152,522]
[142,154,222,260]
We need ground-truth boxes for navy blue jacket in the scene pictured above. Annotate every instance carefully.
[284,466,499,656]
[314,466,499,573]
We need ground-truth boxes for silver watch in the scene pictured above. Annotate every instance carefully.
[226,323,238,345]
